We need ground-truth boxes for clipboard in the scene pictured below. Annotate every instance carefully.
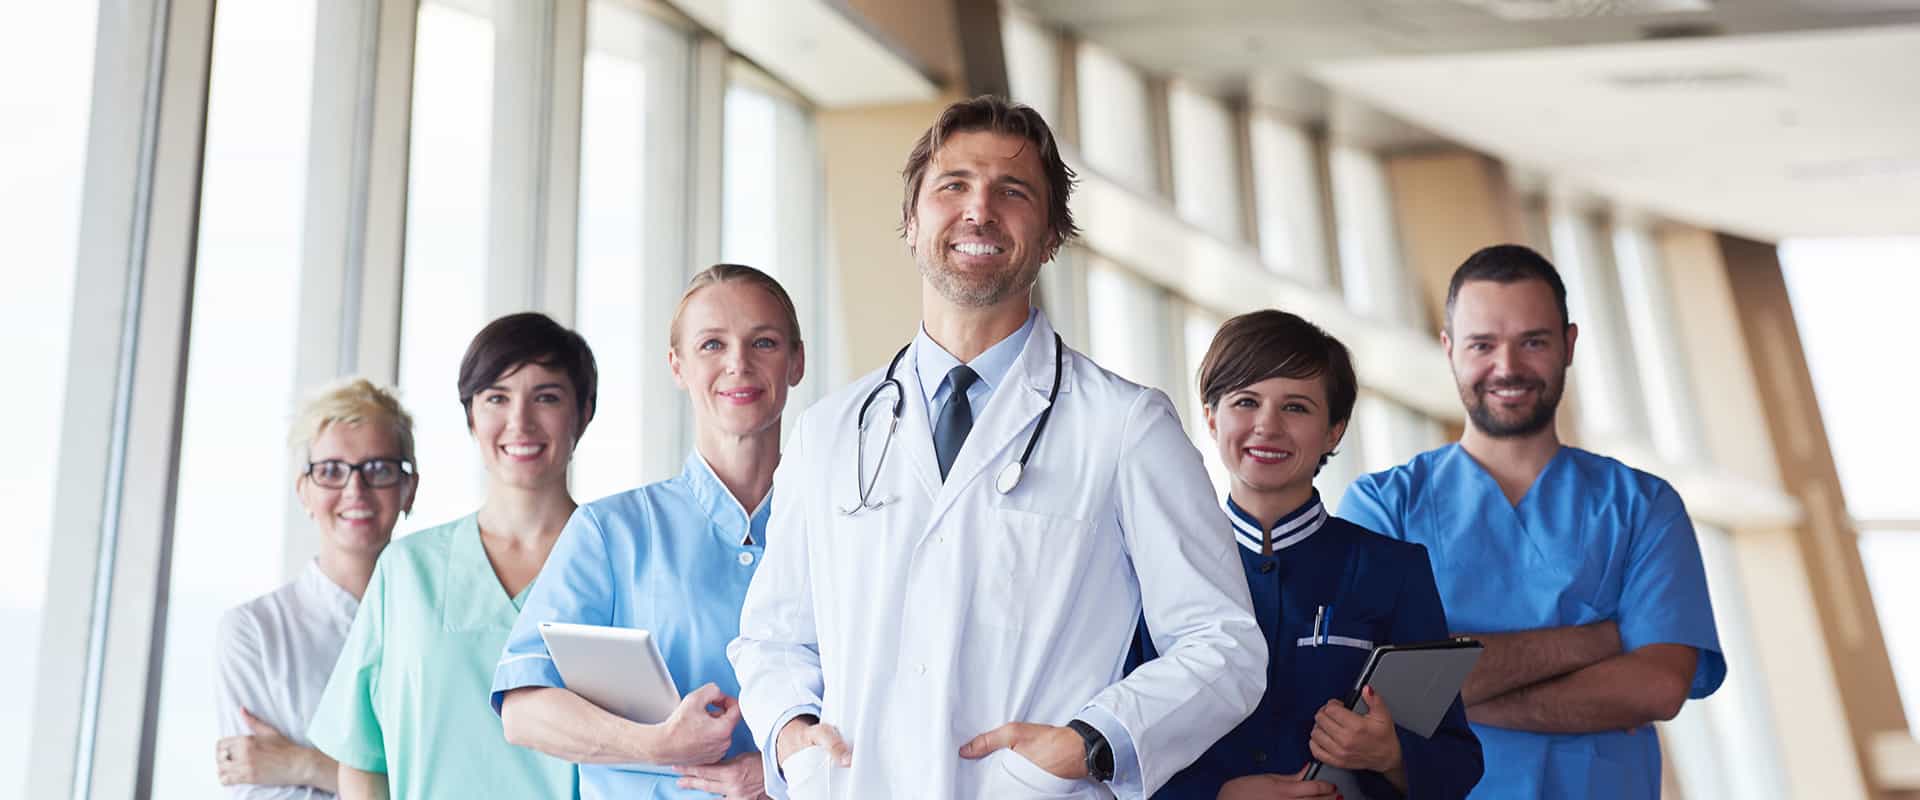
[1303,637,1483,783]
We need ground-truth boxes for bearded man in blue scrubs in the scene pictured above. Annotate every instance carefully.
[1339,244,1725,799]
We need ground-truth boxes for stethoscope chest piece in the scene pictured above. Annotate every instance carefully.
[995,461,1024,495]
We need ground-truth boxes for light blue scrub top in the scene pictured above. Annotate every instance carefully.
[492,452,769,800]
[1339,444,1726,800]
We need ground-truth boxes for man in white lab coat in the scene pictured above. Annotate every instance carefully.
[728,96,1267,800]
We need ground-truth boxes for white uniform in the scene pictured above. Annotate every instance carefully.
[214,561,358,799]
[730,311,1266,799]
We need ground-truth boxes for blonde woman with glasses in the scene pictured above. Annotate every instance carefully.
[214,378,418,798]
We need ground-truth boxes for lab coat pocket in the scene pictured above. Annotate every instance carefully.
[780,745,833,800]
[984,510,1093,634]
[988,749,1096,798]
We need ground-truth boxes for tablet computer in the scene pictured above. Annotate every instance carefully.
[538,622,682,725]
[1304,637,1483,783]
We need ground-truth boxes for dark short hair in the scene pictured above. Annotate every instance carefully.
[1197,309,1359,431]
[900,95,1079,246]
[457,312,598,438]
[1444,244,1571,332]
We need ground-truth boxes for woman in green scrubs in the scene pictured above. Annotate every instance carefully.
[309,313,597,800]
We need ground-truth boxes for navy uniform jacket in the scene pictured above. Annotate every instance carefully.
[1132,493,1483,799]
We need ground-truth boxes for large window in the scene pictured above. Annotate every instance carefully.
[0,2,97,793]
[1782,237,1920,736]
[1075,43,1156,194]
[572,2,690,502]
[397,1,495,532]
[1167,84,1244,242]
[721,74,825,408]
[1086,259,1170,391]
[147,3,316,795]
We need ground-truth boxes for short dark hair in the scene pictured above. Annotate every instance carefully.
[457,312,598,438]
[900,95,1079,246]
[1197,309,1359,432]
[1444,244,1571,333]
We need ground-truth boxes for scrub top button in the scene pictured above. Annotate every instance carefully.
[1258,561,1275,574]
[738,552,755,566]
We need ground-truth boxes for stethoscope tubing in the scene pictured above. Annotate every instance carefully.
[841,333,1063,515]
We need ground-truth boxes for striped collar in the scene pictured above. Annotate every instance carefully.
[1227,493,1328,556]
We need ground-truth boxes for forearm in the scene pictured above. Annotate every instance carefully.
[500,687,660,764]
[336,766,388,800]
[300,748,340,793]
[1459,621,1620,704]
[1467,644,1696,733]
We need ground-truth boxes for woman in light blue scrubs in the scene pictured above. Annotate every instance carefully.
[309,313,596,800]
[494,264,806,800]
[1132,310,1481,800]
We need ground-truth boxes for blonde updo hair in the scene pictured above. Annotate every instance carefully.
[289,377,418,469]
[667,264,804,351]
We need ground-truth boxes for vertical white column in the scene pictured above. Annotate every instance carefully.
[1547,200,1647,444]
[285,0,419,579]
[29,0,218,796]
[1613,217,1707,462]
[486,0,585,320]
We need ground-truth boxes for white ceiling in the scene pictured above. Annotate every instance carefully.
[1013,0,1920,239]
[1313,24,1920,239]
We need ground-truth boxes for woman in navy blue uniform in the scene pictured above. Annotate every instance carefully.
[1134,310,1481,800]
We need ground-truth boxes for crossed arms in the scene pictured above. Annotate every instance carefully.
[1459,620,1697,733]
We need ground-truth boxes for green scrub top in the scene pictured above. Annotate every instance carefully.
[308,514,577,799]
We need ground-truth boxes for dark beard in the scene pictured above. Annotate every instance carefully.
[1464,378,1562,438]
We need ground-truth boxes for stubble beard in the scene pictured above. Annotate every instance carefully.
[1461,372,1565,439]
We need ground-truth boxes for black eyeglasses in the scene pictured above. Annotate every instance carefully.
[305,458,415,489]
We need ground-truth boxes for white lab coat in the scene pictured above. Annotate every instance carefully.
[729,311,1267,800]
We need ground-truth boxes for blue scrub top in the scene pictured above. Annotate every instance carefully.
[1339,444,1726,800]
[492,452,769,800]
[1133,492,1483,800]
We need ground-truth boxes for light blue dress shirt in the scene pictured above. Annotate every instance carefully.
[913,307,1037,430]
[492,452,769,800]
[1339,444,1726,800]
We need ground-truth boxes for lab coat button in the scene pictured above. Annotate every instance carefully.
[738,552,755,565]
[916,664,927,675]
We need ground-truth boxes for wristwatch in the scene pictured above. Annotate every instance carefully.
[1066,719,1114,782]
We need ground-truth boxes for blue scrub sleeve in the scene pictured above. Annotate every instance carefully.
[1616,485,1727,698]
[491,505,622,714]
[1337,475,1405,542]
[1357,545,1482,800]
[307,557,390,774]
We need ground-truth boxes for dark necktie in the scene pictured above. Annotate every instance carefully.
[934,365,980,480]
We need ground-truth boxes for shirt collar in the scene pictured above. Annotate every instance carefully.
[913,307,1039,407]
[295,559,359,622]
[681,450,771,547]
[1227,492,1328,556]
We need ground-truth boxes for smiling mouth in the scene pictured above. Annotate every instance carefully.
[338,508,375,522]
[501,444,545,458]
[1244,447,1293,464]
[1486,385,1538,402]
[950,242,1005,257]
[719,388,764,403]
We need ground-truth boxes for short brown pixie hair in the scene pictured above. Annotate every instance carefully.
[1197,309,1359,430]
[899,95,1079,246]
[457,312,598,438]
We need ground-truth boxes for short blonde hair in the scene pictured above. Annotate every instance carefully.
[288,377,417,469]
[667,264,804,350]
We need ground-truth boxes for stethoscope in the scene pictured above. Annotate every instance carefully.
[838,333,1064,515]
